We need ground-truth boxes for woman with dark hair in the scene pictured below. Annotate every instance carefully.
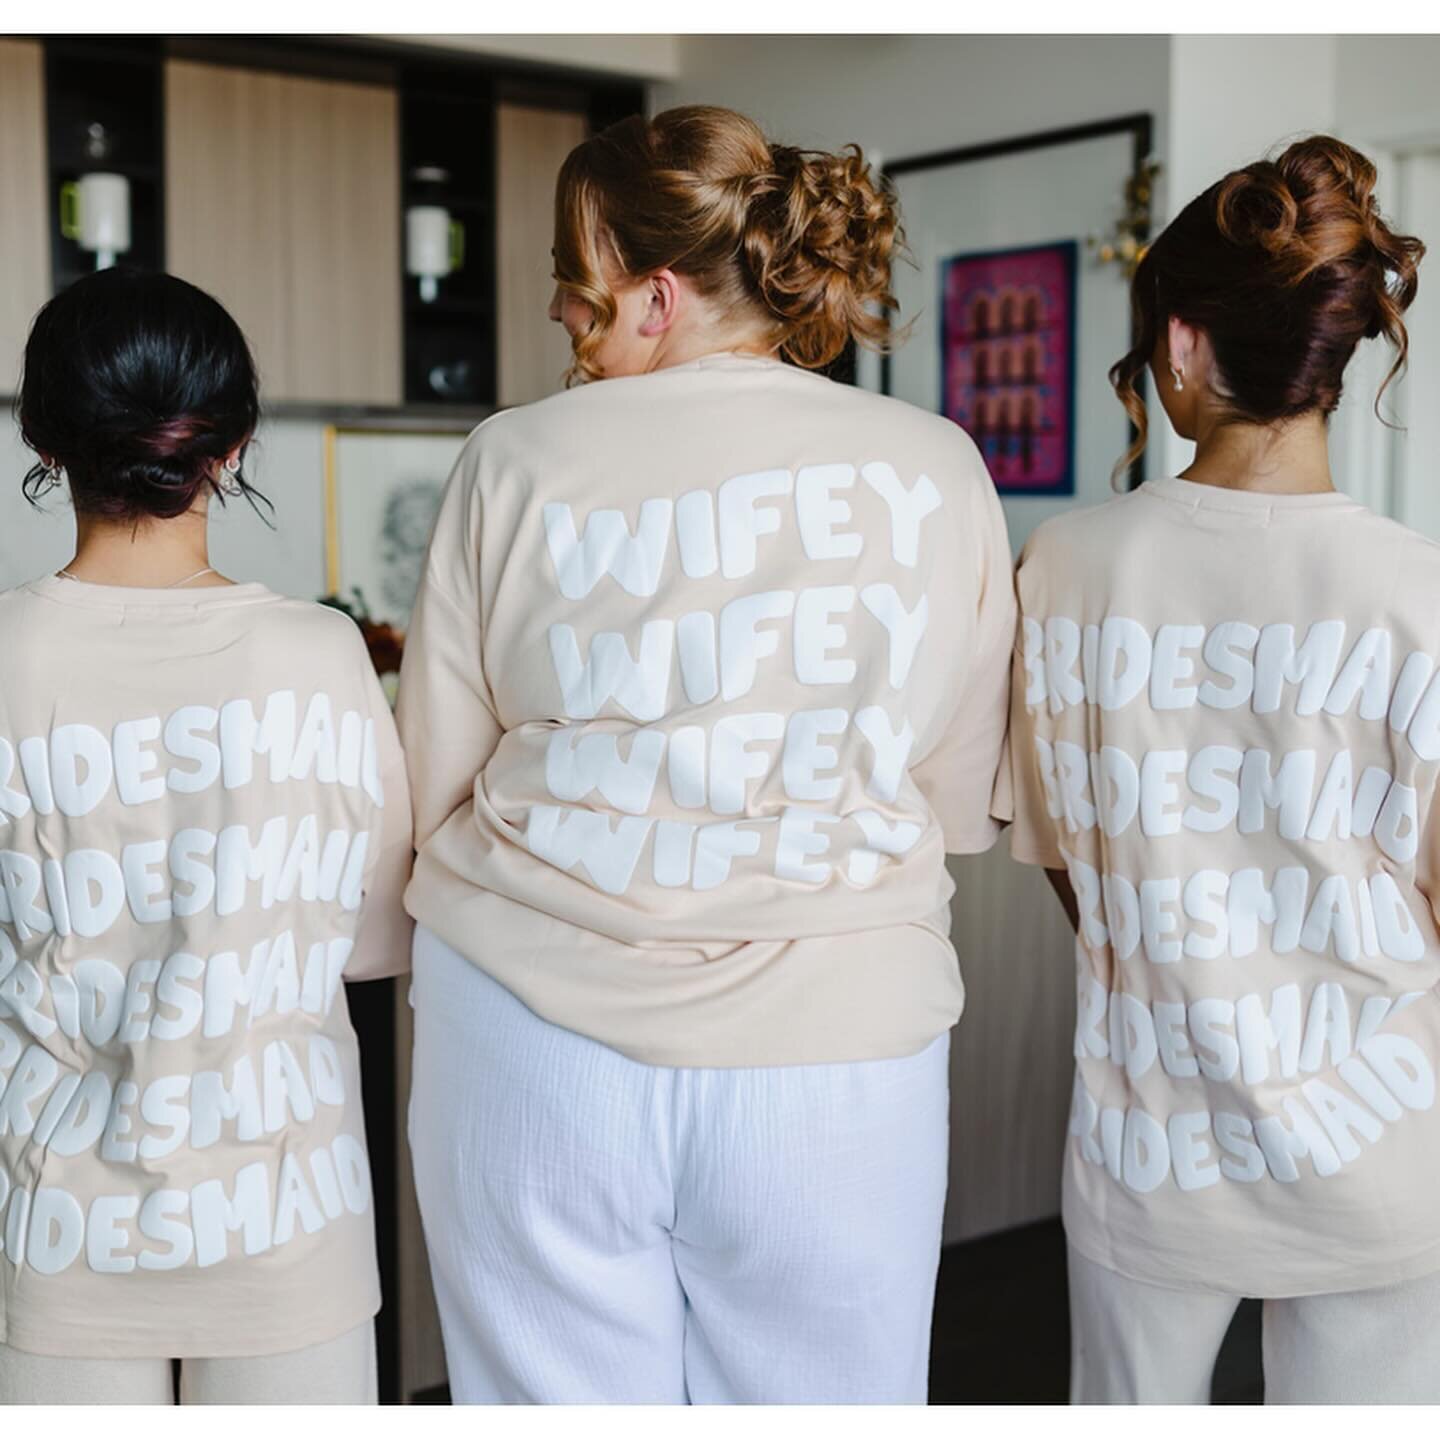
[397,105,1014,1403]
[0,268,413,1403]
[999,136,1436,1403]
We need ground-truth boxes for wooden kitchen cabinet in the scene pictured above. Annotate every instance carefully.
[0,38,50,392]
[495,102,587,407]
[166,59,401,406]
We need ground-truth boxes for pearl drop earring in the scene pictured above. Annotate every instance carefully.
[1169,363,1185,393]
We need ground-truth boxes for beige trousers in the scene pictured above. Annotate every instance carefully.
[0,1320,377,1405]
[1069,1246,1440,1404]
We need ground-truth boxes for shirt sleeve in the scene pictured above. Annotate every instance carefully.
[911,467,1018,855]
[347,660,416,981]
[997,567,1066,871]
[394,439,505,853]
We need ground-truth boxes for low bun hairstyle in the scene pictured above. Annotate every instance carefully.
[18,268,263,522]
[1112,134,1424,476]
[553,105,903,382]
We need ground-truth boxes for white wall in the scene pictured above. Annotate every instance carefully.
[0,421,72,586]
[1157,36,1341,481]
[1338,36,1440,147]
[1391,153,1440,539]
[1167,35,1338,195]
[664,35,1169,169]
[210,421,329,598]
[1333,39,1440,538]
[0,418,330,597]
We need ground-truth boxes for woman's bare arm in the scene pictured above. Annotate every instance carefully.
[1045,866,1079,932]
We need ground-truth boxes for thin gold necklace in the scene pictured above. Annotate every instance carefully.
[57,566,218,588]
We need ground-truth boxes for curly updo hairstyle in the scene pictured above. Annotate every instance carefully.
[1111,134,1425,475]
[552,105,904,383]
[18,268,263,522]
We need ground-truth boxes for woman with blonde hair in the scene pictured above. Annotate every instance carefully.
[999,135,1438,1403]
[398,105,1015,1403]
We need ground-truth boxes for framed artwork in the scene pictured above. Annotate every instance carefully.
[940,240,1077,496]
[322,422,468,630]
[879,113,1154,511]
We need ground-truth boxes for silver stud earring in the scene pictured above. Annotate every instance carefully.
[34,460,65,496]
[1169,363,1185,393]
[217,455,244,498]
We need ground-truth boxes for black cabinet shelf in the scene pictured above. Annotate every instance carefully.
[404,291,493,317]
[398,61,499,407]
[401,189,493,215]
[53,160,161,183]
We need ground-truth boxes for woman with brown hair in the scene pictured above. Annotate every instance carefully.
[999,136,1437,1402]
[396,105,1015,1403]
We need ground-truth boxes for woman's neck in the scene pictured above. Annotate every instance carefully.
[1180,410,1335,495]
[63,509,231,589]
[646,321,777,373]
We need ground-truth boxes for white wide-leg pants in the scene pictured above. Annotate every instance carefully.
[0,1323,377,1404]
[408,926,951,1404]
[1069,1246,1440,1404]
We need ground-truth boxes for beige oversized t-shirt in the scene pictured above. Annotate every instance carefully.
[0,577,413,1358]
[999,477,1440,1297]
[397,352,1015,1067]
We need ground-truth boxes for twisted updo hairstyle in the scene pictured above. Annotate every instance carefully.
[1112,134,1424,475]
[553,105,903,382]
[19,268,263,521]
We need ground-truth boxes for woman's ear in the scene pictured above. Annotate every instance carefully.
[637,269,682,338]
[1166,316,1200,387]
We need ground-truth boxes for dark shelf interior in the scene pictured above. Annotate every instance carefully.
[399,188,492,214]
[405,292,492,318]
[45,40,166,291]
[401,83,496,206]
[404,309,496,408]
[45,43,163,174]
